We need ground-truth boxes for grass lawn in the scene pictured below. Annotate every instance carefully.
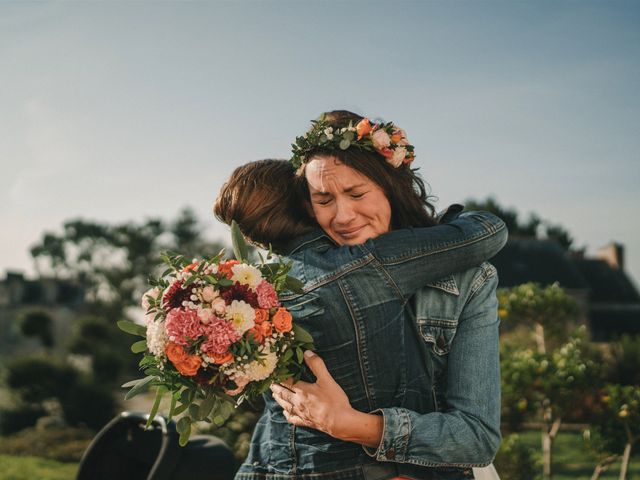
[517,430,640,479]
[0,455,77,480]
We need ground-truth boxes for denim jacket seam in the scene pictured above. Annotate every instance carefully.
[338,281,375,411]
[468,263,497,299]
[380,224,505,265]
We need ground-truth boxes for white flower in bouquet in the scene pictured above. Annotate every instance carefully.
[225,300,255,335]
[231,263,263,289]
[243,347,278,382]
[200,285,219,303]
[147,319,169,358]
[211,297,226,315]
[197,306,216,324]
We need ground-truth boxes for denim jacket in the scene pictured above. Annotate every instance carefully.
[235,212,507,480]
[365,262,501,480]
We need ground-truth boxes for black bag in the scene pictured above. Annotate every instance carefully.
[76,411,237,480]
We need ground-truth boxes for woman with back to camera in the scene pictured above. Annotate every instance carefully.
[214,111,505,480]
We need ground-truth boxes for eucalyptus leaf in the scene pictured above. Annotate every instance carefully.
[231,220,249,261]
[342,131,355,142]
[117,320,146,337]
[179,427,191,447]
[199,394,216,419]
[131,340,147,353]
[189,403,201,421]
[339,139,351,150]
[176,416,191,434]
[213,415,226,426]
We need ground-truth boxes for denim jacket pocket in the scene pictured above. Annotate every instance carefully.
[418,318,458,356]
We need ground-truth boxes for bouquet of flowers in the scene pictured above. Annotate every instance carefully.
[118,221,313,445]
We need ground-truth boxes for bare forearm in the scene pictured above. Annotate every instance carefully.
[329,409,383,449]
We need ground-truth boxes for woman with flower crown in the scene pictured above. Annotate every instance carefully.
[215,111,504,480]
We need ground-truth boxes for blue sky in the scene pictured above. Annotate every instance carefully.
[1,1,639,284]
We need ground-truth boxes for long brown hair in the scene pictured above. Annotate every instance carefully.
[295,110,437,229]
[214,159,316,252]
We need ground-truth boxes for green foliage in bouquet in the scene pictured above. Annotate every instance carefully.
[119,221,313,446]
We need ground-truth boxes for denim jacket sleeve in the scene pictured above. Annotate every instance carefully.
[363,211,506,298]
[365,273,501,467]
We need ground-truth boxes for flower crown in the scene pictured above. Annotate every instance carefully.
[290,116,415,170]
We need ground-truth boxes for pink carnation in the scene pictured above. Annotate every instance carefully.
[165,308,205,346]
[256,280,280,309]
[200,317,241,355]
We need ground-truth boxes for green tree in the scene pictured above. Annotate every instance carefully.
[465,197,575,250]
[30,207,227,313]
[499,283,591,480]
[586,385,640,480]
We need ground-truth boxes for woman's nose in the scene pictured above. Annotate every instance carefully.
[333,199,357,225]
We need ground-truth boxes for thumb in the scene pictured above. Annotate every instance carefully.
[303,350,332,383]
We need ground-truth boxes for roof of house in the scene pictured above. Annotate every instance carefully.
[491,238,589,289]
[573,258,640,303]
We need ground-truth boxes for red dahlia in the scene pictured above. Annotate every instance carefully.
[163,281,192,309]
[221,281,259,308]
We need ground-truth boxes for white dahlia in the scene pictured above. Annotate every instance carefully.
[243,348,278,382]
[230,264,263,289]
[225,300,255,335]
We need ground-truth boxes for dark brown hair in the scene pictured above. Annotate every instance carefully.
[214,159,316,252]
[295,110,437,229]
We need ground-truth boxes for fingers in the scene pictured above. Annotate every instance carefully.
[303,350,332,383]
[282,408,310,428]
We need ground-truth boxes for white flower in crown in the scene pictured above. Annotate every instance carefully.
[389,147,407,168]
[230,264,263,289]
[324,127,334,140]
[225,300,255,335]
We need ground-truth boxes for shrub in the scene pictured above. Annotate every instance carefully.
[0,405,47,435]
[6,357,78,403]
[607,334,640,387]
[493,433,540,480]
[18,310,54,348]
[59,381,118,431]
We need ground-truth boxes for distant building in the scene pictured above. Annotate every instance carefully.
[492,240,640,340]
[0,271,85,354]
[0,271,84,307]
